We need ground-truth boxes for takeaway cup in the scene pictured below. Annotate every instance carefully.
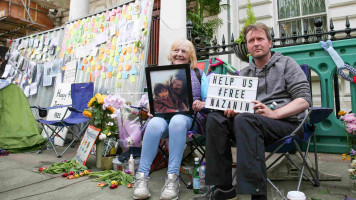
[286,191,306,200]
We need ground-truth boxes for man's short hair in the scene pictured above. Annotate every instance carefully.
[243,23,272,42]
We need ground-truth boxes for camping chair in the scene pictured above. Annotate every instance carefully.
[31,82,94,157]
[201,64,333,200]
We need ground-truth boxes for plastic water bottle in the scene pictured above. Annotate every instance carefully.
[268,101,278,110]
[193,157,200,194]
[128,154,135,175]
[199,161,208,194]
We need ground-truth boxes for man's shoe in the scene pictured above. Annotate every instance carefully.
[211,185,237,200]
[160,173,180,200]
[133,172,151,199]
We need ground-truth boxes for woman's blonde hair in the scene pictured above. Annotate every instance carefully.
[167,39,197,68]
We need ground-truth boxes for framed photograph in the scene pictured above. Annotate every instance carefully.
[145,64,193,118]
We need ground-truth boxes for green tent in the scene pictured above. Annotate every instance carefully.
[0,83,46,152]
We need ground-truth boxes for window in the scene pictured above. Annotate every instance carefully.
[277,0,327,43]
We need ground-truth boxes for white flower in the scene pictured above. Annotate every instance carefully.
[99,133,107,140]
[352,160,356,167]
[349,169,355,173]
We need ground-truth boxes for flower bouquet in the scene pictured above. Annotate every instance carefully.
[339,111,356,192]
[83,93,125,168]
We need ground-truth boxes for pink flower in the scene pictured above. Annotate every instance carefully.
[341,113,356,123]
[103,95,125,110]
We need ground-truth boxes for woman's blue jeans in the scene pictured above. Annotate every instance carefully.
[138,114,194,177]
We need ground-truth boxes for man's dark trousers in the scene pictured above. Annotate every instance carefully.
[205,112,302,195]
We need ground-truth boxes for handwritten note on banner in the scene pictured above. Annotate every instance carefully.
[75,126,101,166]
[63,60,77,83]
[205,74,258,113]
[43,83,72,146]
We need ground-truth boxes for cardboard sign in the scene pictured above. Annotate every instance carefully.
[205,74,258,113]
[75,126,101,166]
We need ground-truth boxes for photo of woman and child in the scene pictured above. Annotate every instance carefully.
[152,69,189,114]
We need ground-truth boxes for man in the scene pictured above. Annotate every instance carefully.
[205,23,311,200]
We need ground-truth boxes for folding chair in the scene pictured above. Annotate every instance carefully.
[201,65,333,200]
[32,82,94,157]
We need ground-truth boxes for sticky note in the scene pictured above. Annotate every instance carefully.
[116,30,120,37]
[129,75,135,82]
[98,54,104,60]
[125,63,131,71]
[108,65,113,72]
[112,37,117,44]
[102,66,106,72]
[132,56,138,63]
[128,5,132,11]
[127,46,132,53]
[122,48,127,55]
[103,56,107,62]
[111,45,116,50]
[133,47,138,53]
[99,48,105,54]
[101,72,106,79]
[127,14,132,20]
[144,22,148,28]
[119,56,124,63]
[125,54,131,60]
[91,65,95,71]
[95,71,100,77]
[83,58,88,64]
[118,65,123,71]
[109,57,114,63]
[115,56,120,62]
[86,67,90,73]
[140,53,144,60]
[112,60,117,67]
[117,72,122,79]
[107,72,113,78]
[122,9,126,14]
[110,51,115,57]
[122,72,128,79]
[97,64,102,70]
[130,67,137,75]
[105,49,111,55]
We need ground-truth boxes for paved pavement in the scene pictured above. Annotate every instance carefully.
[0,145,354,200]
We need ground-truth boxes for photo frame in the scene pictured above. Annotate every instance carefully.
[145,64,193,118]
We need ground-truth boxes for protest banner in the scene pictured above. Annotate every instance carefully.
[205,74,258,113]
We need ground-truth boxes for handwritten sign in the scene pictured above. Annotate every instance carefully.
[43,83,72,146]
[75,126,101,166]
[205,74,258,113]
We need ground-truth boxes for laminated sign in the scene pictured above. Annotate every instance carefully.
[205,74,258,113]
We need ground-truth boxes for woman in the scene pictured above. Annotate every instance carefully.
[133,39,208,200]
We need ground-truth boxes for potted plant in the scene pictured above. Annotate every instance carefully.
[233,0,256,63]
[187,0,229,42]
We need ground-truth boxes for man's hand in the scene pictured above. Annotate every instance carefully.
[192,100,205,112]
[224,109,238,118]
[252,100,278,119]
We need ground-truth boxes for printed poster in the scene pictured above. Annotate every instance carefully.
[75,126,101,166]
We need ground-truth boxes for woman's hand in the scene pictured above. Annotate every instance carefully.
[252,100,277,119]
[146,103,153,118]
[192,100,205,112]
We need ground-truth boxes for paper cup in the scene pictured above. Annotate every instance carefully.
[287,191,306,200]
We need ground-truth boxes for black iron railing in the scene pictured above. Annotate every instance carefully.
[187,17,356,60]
